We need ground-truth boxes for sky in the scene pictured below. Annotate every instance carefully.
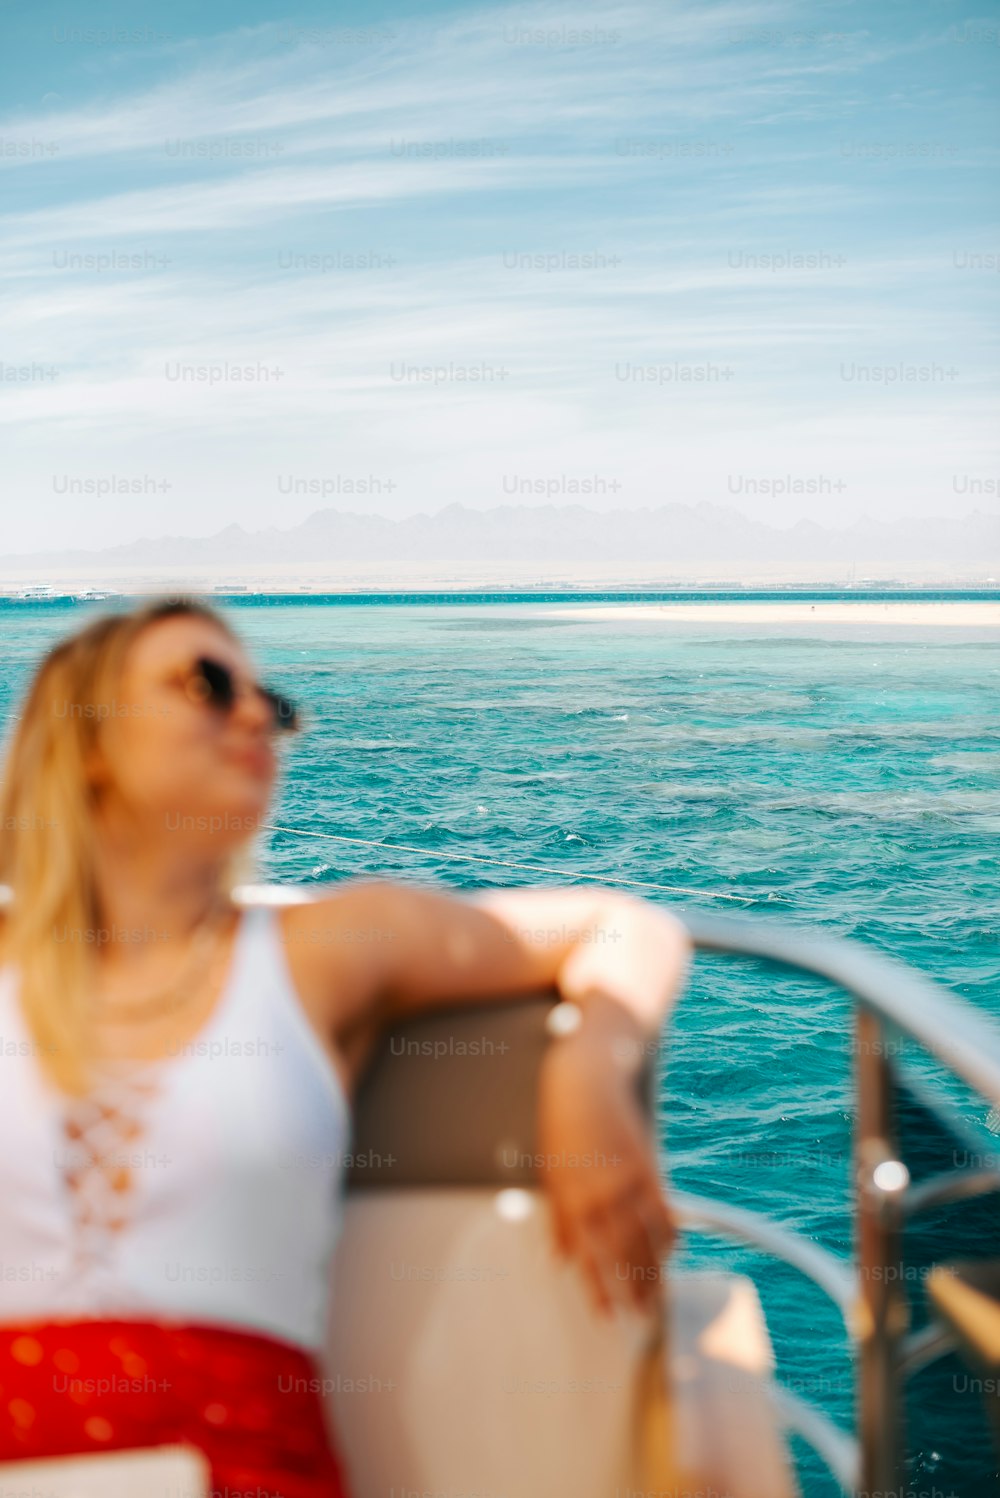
[0,0,998,553]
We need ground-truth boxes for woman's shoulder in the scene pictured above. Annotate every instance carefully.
[250,880,406,1040]
[274,877,397,937]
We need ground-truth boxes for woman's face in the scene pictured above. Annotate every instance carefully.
[88,613,280,854]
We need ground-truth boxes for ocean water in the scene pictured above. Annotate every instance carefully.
[2,599,999,1495]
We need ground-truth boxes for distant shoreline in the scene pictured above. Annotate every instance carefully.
[533,601,1000,627]
[2,588,1000,609]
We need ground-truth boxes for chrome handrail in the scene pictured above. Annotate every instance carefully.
[899,1321,957,1379]
[683,911,1000,1105]
[670,1191,857,1321]
[679,910,1000,1497]
[770,1383,860,1496]
[904,1168,1000,1217]
[671,1191,862,1491]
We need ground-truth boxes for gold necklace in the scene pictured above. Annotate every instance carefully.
[90,902,236,1024]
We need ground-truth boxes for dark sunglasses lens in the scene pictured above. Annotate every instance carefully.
[263,688,299,732]
[196,657,236,709]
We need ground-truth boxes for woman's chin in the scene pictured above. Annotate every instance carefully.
[160,799,270,845]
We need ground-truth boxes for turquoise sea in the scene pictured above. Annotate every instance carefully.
[2,598,999,1495]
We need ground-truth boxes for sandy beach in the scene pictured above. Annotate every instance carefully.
[531,602,1000,627]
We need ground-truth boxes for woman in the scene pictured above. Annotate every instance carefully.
[0,598,690,1497]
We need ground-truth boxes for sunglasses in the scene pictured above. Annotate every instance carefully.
[182,656,299,733]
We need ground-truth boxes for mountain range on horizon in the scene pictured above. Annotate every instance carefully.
[3,503,998,570]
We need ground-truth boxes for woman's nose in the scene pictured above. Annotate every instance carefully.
[233,684,274,730]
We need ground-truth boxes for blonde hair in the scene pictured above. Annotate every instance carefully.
[0,598,254,1094]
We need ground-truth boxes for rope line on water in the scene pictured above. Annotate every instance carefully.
[259,820,753,903]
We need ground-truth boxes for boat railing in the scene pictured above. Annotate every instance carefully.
[678,910,1000,1497]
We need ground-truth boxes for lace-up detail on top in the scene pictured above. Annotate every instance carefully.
[58,1063,163,1285]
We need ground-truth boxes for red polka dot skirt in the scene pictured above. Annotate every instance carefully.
[0,1319,350,1496]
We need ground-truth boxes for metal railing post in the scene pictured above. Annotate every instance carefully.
[854,1007,910,1494]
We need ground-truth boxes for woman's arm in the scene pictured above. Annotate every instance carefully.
[283,879,691,1312]
[299,878,687,1027]
[455,888,690,1314]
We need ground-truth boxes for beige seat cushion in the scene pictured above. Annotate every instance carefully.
[325,1189,797,1498]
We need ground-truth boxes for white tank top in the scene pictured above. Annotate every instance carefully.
[0,904,350,1353]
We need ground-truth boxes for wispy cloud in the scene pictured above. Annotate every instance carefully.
[0,0,996,550]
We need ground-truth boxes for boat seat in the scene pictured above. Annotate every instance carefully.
[323,996,797,1498]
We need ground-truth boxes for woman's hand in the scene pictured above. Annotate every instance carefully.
[535,1002,676,1317]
